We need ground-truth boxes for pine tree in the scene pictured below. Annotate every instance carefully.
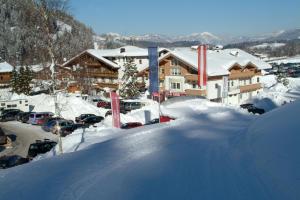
[276,64,289,86]
[119,58,140,99]
[18,66,26,94]
[10,67,19,94]
[23,66,33,95]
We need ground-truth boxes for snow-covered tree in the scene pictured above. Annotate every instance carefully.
[10,67,19,94]
[276,64,289,86]
[119,58,140,99]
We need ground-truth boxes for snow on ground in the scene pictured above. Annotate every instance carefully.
[0,97,299,199]
[249,75,300,111]
[250,42,286,49]
[269,55,300,64]
[10,93,106,121]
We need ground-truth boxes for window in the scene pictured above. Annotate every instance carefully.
[171,83,181,90]
[231,81,234,87]
[139,59,142,64]
[192,83,197,89]
[171,67,181,75]
[19,101,22,104]
[171,58,178,66]
[257,77,260,83]
[1,103,5,106]
[0,76,3,80]
[160,68,165,74]
[244,80,246,85]
[215,84,218,89]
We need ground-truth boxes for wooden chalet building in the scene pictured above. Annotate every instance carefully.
[62,50,120,94]
[0,61,13,88]
[139,48,271,105]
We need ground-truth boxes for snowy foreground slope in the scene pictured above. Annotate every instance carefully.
[0,99,300,200]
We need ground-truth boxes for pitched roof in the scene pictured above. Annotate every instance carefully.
[62,50,120,69]
[155,48,272,76]
[0,61,13,73]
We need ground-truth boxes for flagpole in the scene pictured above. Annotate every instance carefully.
[158,47,161,123]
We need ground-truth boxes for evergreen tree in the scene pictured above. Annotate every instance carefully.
[23,66,33,95]
[10,67,19,94]
[119,58,140,99]
[18,66,26,94]
[276,64,289,86]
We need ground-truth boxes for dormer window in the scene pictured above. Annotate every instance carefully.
[171,67,181,76]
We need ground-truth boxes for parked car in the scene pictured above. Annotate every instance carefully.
[27,140,57,160]
[42,117,64,126]
[0,155,29,169]
[75,114,96,123]
[42,119,74,133]
[0,110,22,122]
[145,118,160,125]
[160,115,175,123]
[121,101,143,112]
[240,104,265,115]
[0,109,21,116]
[97,100,111,109]
[121,122,143,129]
[28,112,54,125]
[60,123,87,137]
[0,127,7,145]
[20,112,32,123]
[82,116,104,126]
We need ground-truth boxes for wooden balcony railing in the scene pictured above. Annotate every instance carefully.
[185,89,207,96]
[229,71,262,80]
[184,74,198,81]
[240,83,262,93]
[96,82,119,89]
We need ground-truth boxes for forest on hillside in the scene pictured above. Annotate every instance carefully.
[0,0,94,66]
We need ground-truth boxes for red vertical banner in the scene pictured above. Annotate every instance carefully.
[197,45,208,87]
[110,92,120,128]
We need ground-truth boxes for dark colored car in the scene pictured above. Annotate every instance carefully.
[121,122,143,129]
[240,104,265,115]
[0,109,21,116]
[60,123,87,137]
[0,110,22,122]
[120,101,143,112]
[20,112,32,123]
[0,127,7,145]
[27,140,57,160]
[145,118,160,125]
[82,116,104,126]
[0,155,29,169]
[75,114,96,123]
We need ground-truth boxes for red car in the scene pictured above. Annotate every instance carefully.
[121,122,143,129]
[160,115,175,123]
[97,101,111,109]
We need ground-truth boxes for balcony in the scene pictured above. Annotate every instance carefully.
[228,86,240,94]
[184,74,198,82]
[240,83,262,93]
[96,82,119,89]
[229,71,262,80]
[185,89,206,96]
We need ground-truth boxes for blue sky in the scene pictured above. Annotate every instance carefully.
[70,0,300,36]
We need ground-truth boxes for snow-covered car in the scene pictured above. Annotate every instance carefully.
[27,140,57,160]
[0,155,29,169]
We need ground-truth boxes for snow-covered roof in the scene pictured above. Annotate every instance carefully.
[0,61,13,73]
[89,46,169,58]
[154,48,272,76]
[62,50,120,69]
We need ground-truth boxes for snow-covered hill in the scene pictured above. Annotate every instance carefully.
[1,96,300,200]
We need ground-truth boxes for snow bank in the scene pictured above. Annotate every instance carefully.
[11,93,106,120]
[0,98,299,199]
[246,100,300,199]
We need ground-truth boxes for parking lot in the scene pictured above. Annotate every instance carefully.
[0,121,58,158]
